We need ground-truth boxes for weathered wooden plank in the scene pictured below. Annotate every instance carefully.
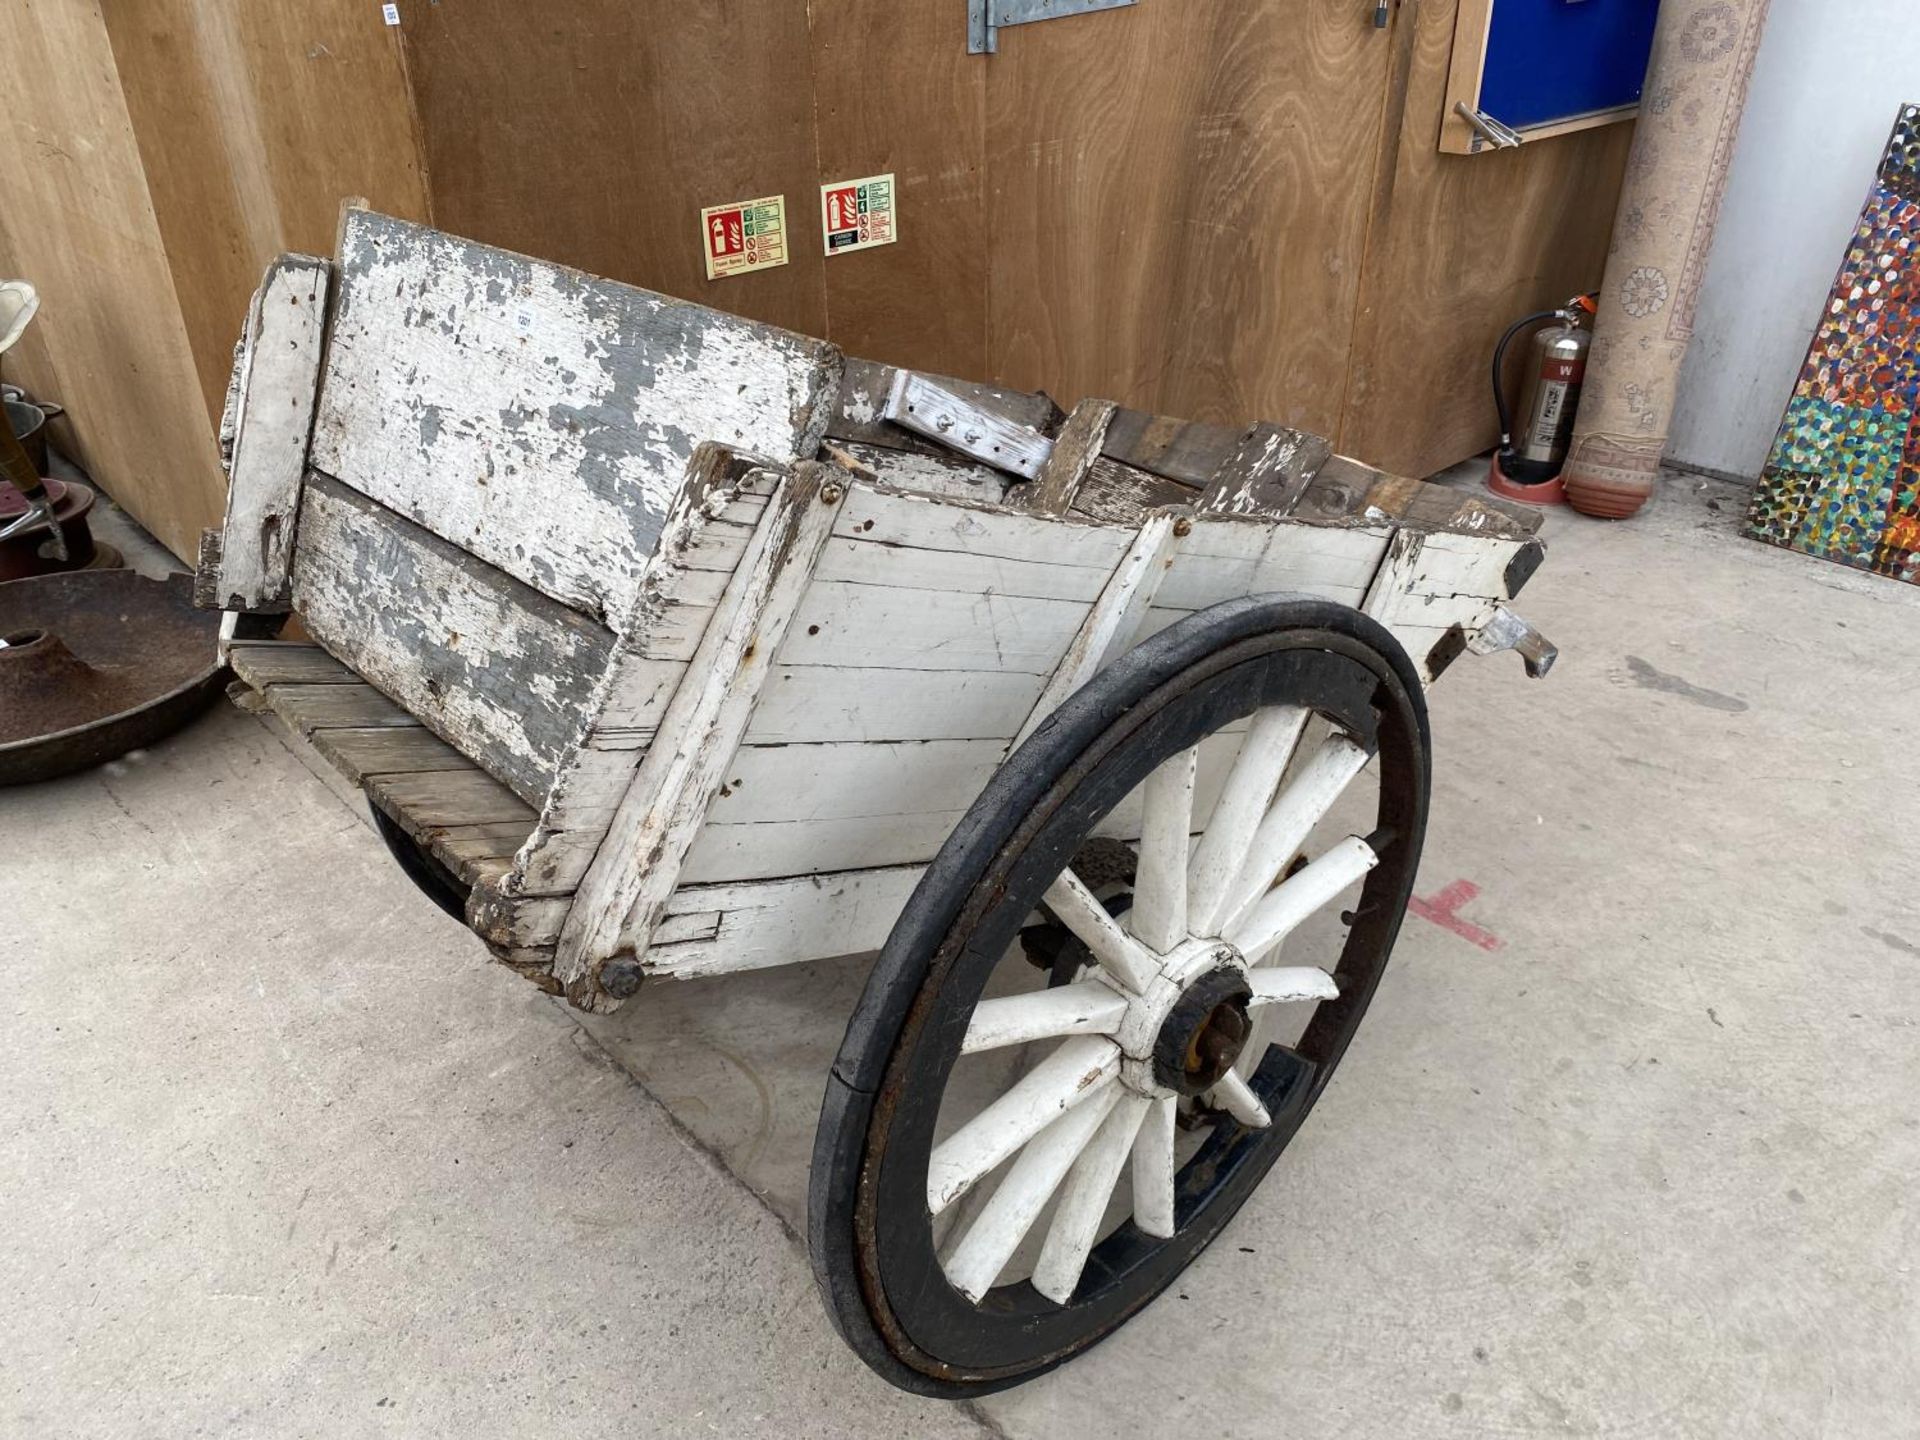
[366,769,538,828]
[781,580,1087,676]
[1196,421,1332,517]
[1029,401,1121,518]
[293,474,615,805]
[309,210,841,625]
[226,640,359,687]
[1023,399,1118,515]
[550,465,845,1008]
[704,738,1005,828]
[1069,457,1194,526]
[207,254,329,612]
[746,665,1045,745]
[1154,519,1390,612]
[1012,514,1182,749]
[308,726,472,785]
[1100,408,1237,487]
[263,682,416,734]
[679,811,966,886]
[825,440,1012,503]
[813,536,1111,605]
[1291,457,1540,541]
[643,864,928,977]
[838,485,1130,567]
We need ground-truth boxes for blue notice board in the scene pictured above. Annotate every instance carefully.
[1476,0,1662,132]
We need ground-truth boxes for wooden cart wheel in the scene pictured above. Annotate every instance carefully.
[809,595,1431,1395]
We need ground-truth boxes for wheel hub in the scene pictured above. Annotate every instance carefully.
[1153,967,1255,1097]
[1110,937,1252,1098]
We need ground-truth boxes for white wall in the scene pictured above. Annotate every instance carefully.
[1667,0,1920,480]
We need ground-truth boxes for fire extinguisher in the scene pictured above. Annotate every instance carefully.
[1488,293,1596,503]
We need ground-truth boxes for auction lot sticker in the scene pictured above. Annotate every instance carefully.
[701,195,789,280]
[821,173,898,256]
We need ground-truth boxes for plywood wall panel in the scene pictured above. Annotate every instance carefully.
[402,0,826,338]
[1337,0,1633,476]
[101,1,431,426]
[0,0,224,561]
[982,1,1397,436]
[808,3,988,378]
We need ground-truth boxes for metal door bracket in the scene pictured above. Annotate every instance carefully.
[969,0,1139,54]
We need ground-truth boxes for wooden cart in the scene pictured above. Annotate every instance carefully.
[199,212,1555,1396]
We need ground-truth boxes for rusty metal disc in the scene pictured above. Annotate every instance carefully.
[0,568,228,785]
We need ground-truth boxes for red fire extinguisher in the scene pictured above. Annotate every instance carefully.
[1488,293,1596,505]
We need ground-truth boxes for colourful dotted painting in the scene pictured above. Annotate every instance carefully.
[1747,103,1920,585]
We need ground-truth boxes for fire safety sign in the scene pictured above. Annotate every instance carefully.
[700,195,790,281]
[820,174,898,256]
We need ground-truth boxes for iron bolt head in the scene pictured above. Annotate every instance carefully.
[819,482,844,504]
[600,958,644,1000]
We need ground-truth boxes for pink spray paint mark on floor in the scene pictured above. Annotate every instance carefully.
[1407,879,1503,951]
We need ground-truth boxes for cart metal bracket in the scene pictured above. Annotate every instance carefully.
[883,370,1054,479]
[1468,606,1558,679]
[969,0,1138,54]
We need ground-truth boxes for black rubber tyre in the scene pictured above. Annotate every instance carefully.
[807,595,1431,1396]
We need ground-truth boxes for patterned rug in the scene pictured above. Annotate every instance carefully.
[1747,104,1920,584]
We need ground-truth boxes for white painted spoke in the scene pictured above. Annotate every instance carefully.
[1130,1095,1179,1239]
[1186,705,1309,936]
[1219,734,1370,936]
[1207,1070,1272,1129]
[1227,834,1379,964]
[1246,966,1340,1005]
[1032,1093,1150,1303]
[961,982,1129,1055]
[1128,747,1197,953]
[943,1087,1121,1302]
[928,1036,1122,1215]
[1043,870,1159,993]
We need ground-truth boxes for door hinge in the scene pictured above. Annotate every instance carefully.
[969,0,1140,54]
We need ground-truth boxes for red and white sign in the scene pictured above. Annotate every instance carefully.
[699,195,789,281]
[820,173,898,257]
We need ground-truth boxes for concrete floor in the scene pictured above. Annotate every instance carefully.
[4,471,1916,1437]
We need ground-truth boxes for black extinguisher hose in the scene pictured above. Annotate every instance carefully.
[1492,310,1563,453]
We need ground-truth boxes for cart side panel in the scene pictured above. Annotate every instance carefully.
[310,210,842,627]
[676,487,1458,890]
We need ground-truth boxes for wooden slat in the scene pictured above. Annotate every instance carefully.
[226,641,358,687]
[1197,421,1333,517]
[646,864,926,978]
[1024,399,1119,514]
[262,682,415,734]
[205,254,328,612]
[292,474,615,806]
[310,210,839,625]
[366,769,538,829]
[309,727,471,785]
